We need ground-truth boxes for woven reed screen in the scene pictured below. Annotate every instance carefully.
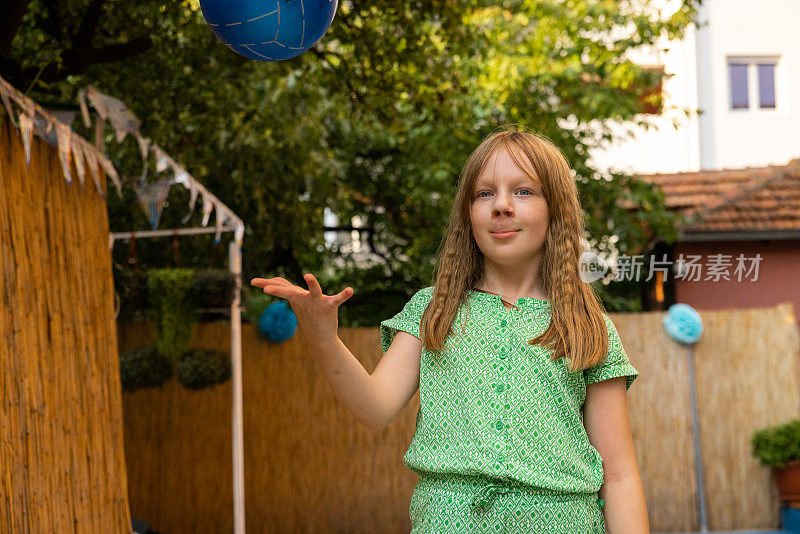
[0,122,132,533]
[118,302,799,533]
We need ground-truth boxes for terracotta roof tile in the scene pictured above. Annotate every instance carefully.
[628,158,800,235]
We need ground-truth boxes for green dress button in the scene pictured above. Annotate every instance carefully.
[496,384,505,393]
[495,420,504,430]
[497,453,505,462]
[500,319,507,327]
[499,349,507,359]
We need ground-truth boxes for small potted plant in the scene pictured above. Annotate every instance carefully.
[751,419,800,501]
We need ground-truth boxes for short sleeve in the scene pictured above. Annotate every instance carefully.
[379,286,434,355]
[584,314,638,391]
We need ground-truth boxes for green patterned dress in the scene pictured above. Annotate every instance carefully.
[379,286,638,534]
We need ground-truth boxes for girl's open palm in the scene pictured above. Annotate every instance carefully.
[250,274,353,345]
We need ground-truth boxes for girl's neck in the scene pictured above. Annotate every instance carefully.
[473,280,548,302]
[477,257,546,301]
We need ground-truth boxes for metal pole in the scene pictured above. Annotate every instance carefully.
[687,344,708,532]
[229,242,245,534]
[109,225,236,247]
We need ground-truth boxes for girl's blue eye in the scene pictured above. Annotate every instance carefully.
[476,189,535,197]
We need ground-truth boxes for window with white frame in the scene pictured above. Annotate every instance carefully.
[727,57,779,111]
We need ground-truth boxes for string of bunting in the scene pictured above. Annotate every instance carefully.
[0,74,244,248]
[77,86,245,247]
[0,75,122,199]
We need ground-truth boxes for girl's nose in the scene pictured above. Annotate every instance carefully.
[492,194,514,216]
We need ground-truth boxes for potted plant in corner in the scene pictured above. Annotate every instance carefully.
[752,419,800,503]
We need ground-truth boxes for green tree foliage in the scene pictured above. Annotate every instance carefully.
[3,0,699,319]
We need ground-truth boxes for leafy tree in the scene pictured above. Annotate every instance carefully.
[2,0,699,320]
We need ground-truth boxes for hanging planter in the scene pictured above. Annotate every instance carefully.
[176,349,231,390]
[147,268,197,364]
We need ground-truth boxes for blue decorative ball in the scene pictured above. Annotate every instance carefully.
[662,303,703,344]
[258,301,298,342]
[199,0,339,61]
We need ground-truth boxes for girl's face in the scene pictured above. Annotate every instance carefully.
[469,147,550,268]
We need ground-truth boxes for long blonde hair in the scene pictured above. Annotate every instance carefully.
[420,127,610,373]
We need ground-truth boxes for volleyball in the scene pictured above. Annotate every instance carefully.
[199,0,339,61]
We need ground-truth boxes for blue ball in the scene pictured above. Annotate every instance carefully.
[258,301,298,342]
[199,0,339,61]
[662,303,703,344]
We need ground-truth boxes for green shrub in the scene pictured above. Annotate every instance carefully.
[176,349,232,390]
[120,346,172,392]
[190,268,237,309]
[148,268,197,363]
[751,419,800,468]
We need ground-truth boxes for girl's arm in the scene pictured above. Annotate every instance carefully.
[307,330,421,432]
[251,274,421,431]
[584,376,649,534]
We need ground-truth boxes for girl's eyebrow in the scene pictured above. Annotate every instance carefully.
[474,177,541,188]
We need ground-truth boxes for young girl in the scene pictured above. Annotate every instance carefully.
[251,128,648,533]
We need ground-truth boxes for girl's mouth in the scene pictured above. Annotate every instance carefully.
[491,230,519,239]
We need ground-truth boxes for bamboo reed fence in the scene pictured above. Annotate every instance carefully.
[0,121,132,533]
[118,302,800,533]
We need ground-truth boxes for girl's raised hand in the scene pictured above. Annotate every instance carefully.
[250,274,353,346]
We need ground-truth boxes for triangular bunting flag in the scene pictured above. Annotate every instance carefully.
[134,177,174,230]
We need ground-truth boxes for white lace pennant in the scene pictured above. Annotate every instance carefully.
[189,182,199,212]
[54,122,73,184]
[71,137,86,187]
[81,143,104,198]
[86,87,140,142]
[85,87,109,120]
[201,193,214,226]
[214,210,226,243]
[180,182,200,224]
[98,154,122,198]
[173,167,190,189]
[19,110,34,165]
[77,89,92,128]
[153,145,170,173]
[136,134,150,182]
[1,92,16,127]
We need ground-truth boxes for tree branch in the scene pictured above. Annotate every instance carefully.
[37,37,153,83]
[73,0,106,49]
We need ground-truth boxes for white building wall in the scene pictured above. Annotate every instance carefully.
[586,0,799,175]
[701,0,799,169]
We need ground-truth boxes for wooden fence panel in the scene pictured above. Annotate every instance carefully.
[615,303,799,531]
[118,304,799,533]
[1,122,131,533]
